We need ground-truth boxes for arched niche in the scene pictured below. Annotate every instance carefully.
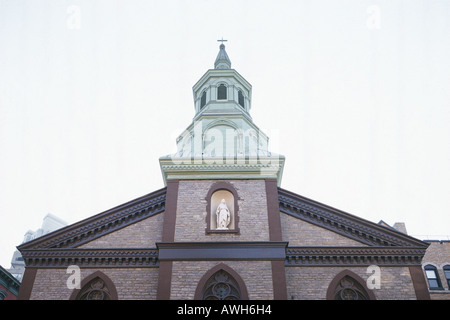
[205,181,240,234]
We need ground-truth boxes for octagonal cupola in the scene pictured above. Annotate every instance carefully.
[192,42,252,118]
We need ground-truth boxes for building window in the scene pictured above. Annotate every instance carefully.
[424,265,443,290]
[443,265,450,289]
[238,90,244,108]
[217,84,227,100]
[326,270,376,300]
[70,271,118,300]
[332,276,370,300]
[76,277,112,300]
[200,91,206,109]
[194,263,249,300]
[201,269,241,300]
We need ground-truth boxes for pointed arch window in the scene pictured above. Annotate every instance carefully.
[332,276,370,300]
[424,265,443,290]
[200,91,207,109]
[217,84,227,100]
[70,271,118,300]
[194,263,248,300]
[326,270,375,300]
[202,270,241,300]
[76,277,112,300]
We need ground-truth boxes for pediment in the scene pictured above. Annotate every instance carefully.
[278,188,428,248]
[18,188,166,251]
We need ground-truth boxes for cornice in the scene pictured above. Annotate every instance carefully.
[18,188,167,250]
[192,69,252,93]
[278,188,428,248]
[19,244,427,269]
[159,157,285,186]
[285,246,427,267]
[20,248,159,268]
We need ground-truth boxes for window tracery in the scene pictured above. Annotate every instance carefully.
[201,270,241,300]
[76,277,112,300]
[332,276,370,300]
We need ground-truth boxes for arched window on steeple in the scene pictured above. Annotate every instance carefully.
[217,84,227,100]
[200,91,207,109]
[238,90,245,108]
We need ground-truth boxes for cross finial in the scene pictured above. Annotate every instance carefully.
[217,38,227,45]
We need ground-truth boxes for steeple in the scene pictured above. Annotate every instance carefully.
[159,41,285,186]
[214,40,231,69]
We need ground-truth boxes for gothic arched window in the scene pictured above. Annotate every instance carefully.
[200,91,207,109]
[194,263,248,300]
[76,277,112,300]
[70,271,118,300]
[217,84,227,100]
[332,276,370,300]
[202,270,241,300]
[326,270,375,300]
[238,90,244,108]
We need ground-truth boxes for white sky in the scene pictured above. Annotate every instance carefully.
[0,0,449,267]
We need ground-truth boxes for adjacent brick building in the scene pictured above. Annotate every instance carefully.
[17,43,434,300]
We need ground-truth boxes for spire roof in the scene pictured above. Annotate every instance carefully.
[214,43,231,69]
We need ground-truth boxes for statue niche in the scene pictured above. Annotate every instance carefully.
[205,182,240,234]
[211,190,235,231]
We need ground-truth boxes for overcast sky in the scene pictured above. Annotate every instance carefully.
[1,0,449,267]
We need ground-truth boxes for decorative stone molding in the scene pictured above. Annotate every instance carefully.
[278,188,428,248]
[159,157,285,186]
[20,248,159,268]
[157,241,288,261]
[285,246,427,267]
[18,188,166,250]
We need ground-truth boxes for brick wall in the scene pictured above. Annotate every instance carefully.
[174,180,270,242]
[30,268,159,300]
[170,261,274,300]
[79,212,164,249]
[422,241,450,300]
[286,266,417,300]
[280,213,364,246]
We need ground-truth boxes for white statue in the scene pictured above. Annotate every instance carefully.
[216,199,231,230]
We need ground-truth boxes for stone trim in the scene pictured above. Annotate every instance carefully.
[18,188,167,250]
[408,266,431,300]
[286,246,427,267]
[157,241,288,261]
[278,188,428,248]
[159,157,285,186]
[157,180,179,300]
[20,248,159,268]
[17,268,37,300]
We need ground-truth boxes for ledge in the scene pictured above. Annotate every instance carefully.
[156,241,288,261]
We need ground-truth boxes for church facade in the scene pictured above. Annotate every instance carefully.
[17,43,430,300]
